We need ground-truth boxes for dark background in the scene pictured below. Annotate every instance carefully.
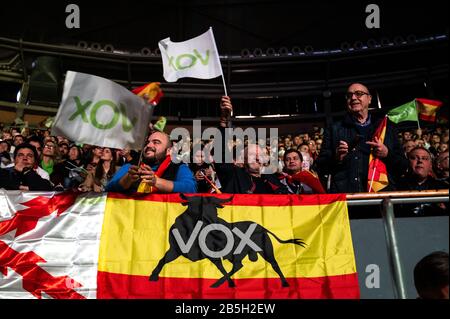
[1,1,448,55]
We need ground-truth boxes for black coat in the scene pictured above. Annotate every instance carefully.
[214,126,288,194]
[215,163,288,194]
[316,113,408,193]
[395,175,448,216]
[0,167,53,191]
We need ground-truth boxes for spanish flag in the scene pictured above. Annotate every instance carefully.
[367,116,389,192]
[416,98,443,122]
[97,193,359,299]
[132,82,164,106]
[0,192,358,299]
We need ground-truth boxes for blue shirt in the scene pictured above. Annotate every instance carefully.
[105,163,197,193]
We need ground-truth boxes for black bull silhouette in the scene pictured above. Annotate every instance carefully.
[149,194,306,288]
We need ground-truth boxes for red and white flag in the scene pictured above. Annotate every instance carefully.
[0,191,106,299]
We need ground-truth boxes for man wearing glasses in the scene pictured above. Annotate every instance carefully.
[317,83,407,193]
[0,143,53,191]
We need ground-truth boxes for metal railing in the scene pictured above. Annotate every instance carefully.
[346,189,449,299]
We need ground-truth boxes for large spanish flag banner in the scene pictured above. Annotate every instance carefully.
[98,193,359,299]
[0,191,359,299]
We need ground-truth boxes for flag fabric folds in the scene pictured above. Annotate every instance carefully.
[99,193,359,299]
[0,191,106,299]
[0,191,359,299]
[158,28,223,82]
[416,98,443,122]
[387,100,419,124]
[52,71,152,150]
[367,116,389,192]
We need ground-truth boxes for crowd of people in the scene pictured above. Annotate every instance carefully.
[1,83,448,217]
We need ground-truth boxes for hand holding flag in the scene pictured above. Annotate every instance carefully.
[289,170,326,194]
[136,164,156,193]
[199,170,222,194]
[136,155,172,193]
[366,136,389,158]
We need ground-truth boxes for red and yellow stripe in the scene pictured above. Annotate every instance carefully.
[416,98,443,122]
[368,117,389,192]
[97,194,359,299]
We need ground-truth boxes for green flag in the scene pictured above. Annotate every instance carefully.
[387,100,419,124]
[153,116,167,132]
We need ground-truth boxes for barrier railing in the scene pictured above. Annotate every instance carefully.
[346,189,449,299]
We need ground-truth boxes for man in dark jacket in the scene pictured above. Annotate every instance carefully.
[213,96,288,194]
[0,143,53,191]
[396,146,448,217]
[316,83,408,193]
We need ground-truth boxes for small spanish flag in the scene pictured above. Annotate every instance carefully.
[416,98,443,122]
[367,116,389,192]
[132,82,164,106]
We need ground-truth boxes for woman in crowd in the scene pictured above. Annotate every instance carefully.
[78,147,118,192]
[52,144,86,189]
[42,140,61,178]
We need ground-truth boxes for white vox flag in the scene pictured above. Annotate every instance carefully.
[52,71,152,150]
[158,27,223,82]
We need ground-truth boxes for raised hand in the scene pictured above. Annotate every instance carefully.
[138,164,157,186]
[219,96,233,127]
[336,140,349,161]
[366,136,389,158]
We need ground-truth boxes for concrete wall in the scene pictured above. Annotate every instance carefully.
[350,216,449,299]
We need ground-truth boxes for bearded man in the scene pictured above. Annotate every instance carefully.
[106,131,196,193]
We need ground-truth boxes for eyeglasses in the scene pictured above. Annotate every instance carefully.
[44,144,55,149]
[16,153,34,159]
[345,91,370,99]
[409,156,431,162]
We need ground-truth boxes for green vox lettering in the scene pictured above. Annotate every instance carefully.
[194,49,210,65]
[69,97,137,132]
[120,103,137,132]
[168,49,210,71]
[69,96,91,122]
[90,100,120,130]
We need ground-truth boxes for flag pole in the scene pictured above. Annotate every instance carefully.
[368,114,388,192]
[376,92,382,109]
[209,27,231,117]
[368,159,377,192]
[199,170,222,194]
[414,99,421,130]
[137,103,156,168]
